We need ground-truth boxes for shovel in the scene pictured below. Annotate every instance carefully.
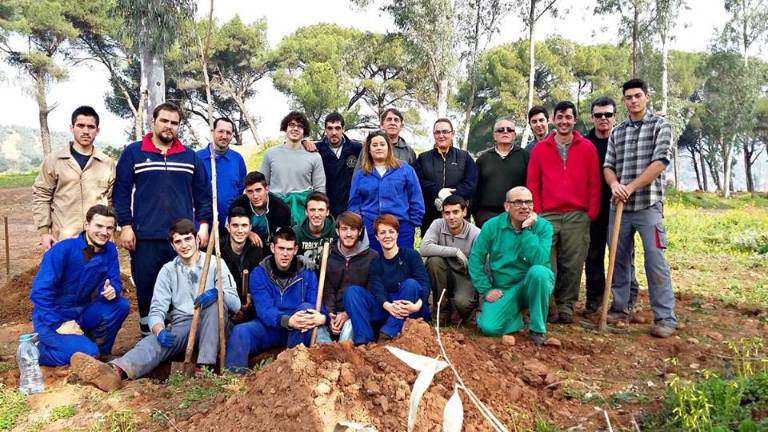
[598,200,624,332]
[310,241,331,346]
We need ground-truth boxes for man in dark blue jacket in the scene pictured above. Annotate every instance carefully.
[316,112,362,217]
[224,227,327,372]
[414,118,477,234]
[114,102,212,335]
[31,205,129,366]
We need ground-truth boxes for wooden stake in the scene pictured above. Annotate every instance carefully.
[4,216,8,277]
[181,237,215,377]
[599,201,624,332]
[310,242,331,346]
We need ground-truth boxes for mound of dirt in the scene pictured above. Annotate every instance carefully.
[187,320,599,431]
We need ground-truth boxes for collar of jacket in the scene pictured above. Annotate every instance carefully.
[140,133,185,156]
[54,144,110,163]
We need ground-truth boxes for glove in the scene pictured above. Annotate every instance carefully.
[438,188,454,201]
[434,197,444,212]
[194,289,218,309]
[455,249,468,269]
[156,329,176,348]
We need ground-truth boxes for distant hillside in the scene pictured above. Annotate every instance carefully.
[0,125,69,173]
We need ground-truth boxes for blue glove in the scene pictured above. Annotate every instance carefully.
[194,289,218,309]
[156,329,176,348]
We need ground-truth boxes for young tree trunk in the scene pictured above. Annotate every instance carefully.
[437,77,449,118]
[461,3,482,151]
[632,2,640,77]
[35,72,52,156]
[140,38,165,130]
[690,148,702,191]
[722,136,734,198]
[699,149,709,191]
[519,1,536,146]
[743,141,755,193]
[461,78,477,151]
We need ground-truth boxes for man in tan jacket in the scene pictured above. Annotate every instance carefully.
[33,106,116,250]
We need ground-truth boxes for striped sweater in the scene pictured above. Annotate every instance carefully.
[113,133,212,240]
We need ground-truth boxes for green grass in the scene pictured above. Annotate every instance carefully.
[245,137,281,171]
[0,384,29,431]
[0,171,36,189]
[666,189,768,210]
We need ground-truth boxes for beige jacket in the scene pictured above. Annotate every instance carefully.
[32,145,116,239]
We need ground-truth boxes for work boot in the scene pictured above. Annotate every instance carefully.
[378,332,393,343]
[529,332,546,346]
[557,312,574,324]
[630,313,648,324]
[70,352,122,392]
[606,312,630,324]
[650,325,676,338]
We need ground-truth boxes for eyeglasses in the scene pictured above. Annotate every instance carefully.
[494,127,515,133]
[505,199,533,207]
[287,122,304,130]
[433,129,453,136]
[592,112,615,119]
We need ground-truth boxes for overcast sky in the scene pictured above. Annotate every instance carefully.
[0,0,753,147]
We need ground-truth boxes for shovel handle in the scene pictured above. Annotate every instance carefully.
[310,241,331,346]
[599,200,624,332]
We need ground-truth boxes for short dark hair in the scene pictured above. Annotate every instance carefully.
[433,117,453,131]
[272,226,297,244]
[442,194,467,210]
[85,204,116,223]
[280,111,310,138]
[324,112,345,128]
[380,108,403,123]
[169,218,195,239]
[153,102,182,120]
[213,117,235,131]
[305,191,329,209]
[622,78,648,95]
[71,106,100,127]
[227,206,250,223]
[591,96,616,113]
[528,106,549,121]
[244,171,268,187]
[553,101,577,117]
[373,214,399,233]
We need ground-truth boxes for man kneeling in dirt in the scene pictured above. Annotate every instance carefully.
[31,204,129,367]
[224,227,327,372]
[71,219,239,390]
[468,187,555,346]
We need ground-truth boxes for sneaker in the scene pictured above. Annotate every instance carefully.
[650,325,676,338]
[70,352,122,392]
[529,332,546,346]
[557,312,574,324]
[378,332,393,342]
[547,313,559,324]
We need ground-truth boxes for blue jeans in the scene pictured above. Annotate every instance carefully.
[343,280,429,345]
[315,320,354,344]
[608,202,677,327]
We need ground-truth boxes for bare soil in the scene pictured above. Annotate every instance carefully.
[0,186,766,431]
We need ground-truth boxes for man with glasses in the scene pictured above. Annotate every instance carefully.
[260,111,326,226]
[473,117,529,227]
[583,97,641,320]
[527,101,601,324]
[468,187,554,346]
[604,78,677,338]
[414,118,477,234]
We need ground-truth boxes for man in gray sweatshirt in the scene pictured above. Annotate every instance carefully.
[419,195,481,325]
[69,219,240,390]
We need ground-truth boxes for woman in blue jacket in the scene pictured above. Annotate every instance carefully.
[348,130,425,252]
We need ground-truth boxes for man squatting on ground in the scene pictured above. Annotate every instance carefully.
[70,218,239,391]
[30,205,129,367]
[468,187,555,346]
[225,227,327,372]
[114,102,212,336]
[344,214,431,344]
[220,206,265,324]
[316,211,379,343]
[420,194,481,325]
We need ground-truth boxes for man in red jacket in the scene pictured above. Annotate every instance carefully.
[527,100,601,324]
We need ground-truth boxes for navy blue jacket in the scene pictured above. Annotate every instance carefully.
[114,134,212,240]
[414,146,477,232]
[316,135,362,216]
[31,233,123,333]
[369,248,430,307]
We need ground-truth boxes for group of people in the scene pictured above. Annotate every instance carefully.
[27,77,677,390]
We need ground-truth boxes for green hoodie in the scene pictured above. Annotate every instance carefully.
[293,216,338,271]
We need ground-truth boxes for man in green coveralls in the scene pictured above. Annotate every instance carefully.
[468,186,554,345]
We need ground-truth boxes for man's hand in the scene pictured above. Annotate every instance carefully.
[485,289,503,303]
[40,233,56,251]
[119,226,136,251]
[247,231,263,248]
[330,311,349,334]
[288,309,324,331]
[101,279,116,301]
[522,211,538,229]
[194,289,218,309]
[610,181,633,202]
[231,294,252,322]
[304,308,326,328]
[156,329,176,348]
[455,249,468,269]
[302,140,318,152]
[197,223,209,249]
[56,320,84,335]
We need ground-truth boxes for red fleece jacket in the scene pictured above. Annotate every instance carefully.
[526,131,601,220]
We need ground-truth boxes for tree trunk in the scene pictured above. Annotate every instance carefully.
[632,2,639,77]
[689,148,702,191]
[461,78,477,151]
[461,2,482,151]
[140,36,165,130]
[722,136,734,198]
[35,72,52,156]
[699,149,708,191]
[437,77,449,118]
[743,141,755,193]
[519,0,536,146]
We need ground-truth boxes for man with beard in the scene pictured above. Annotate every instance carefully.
[33,106,116,250]
[114,102,212,336]
[292,192,337,271]
[197,117,247,232]
[316,112,362,217]
[221,206,264,324]
[30,205,130,367]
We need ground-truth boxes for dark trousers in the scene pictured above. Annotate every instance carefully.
[130,239,175,334]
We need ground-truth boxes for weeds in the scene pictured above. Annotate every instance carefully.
[0,384,29,431]
[0,172,37,189]
[178,368,237,409]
